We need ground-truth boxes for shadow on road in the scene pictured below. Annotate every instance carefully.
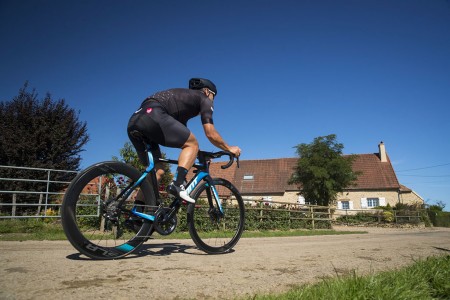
[66,241,234,260]
[433,246,450,252]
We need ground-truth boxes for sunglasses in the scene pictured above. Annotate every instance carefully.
[207,89,216,97]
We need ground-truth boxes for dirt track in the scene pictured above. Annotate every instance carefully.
[1,226,450,300]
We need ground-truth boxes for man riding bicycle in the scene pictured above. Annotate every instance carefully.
[127,78,241,203]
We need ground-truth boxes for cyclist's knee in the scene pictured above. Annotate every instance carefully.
[183,133,199,151]
[155,163,165,182]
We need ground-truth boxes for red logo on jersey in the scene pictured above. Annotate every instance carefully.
[146,108,153,114]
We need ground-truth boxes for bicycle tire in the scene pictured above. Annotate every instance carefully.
[187,178,245,254]
[61,161,156,259]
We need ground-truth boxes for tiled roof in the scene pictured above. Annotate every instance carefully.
[232,158,298,194]
[204,153,400,195]
[399,184,412,193]
[350,153,400,190]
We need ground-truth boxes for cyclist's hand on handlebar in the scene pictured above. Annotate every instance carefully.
[228,146,241,157]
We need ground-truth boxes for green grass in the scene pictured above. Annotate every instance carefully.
[0,219,366,241]
[0,219,67,240]
[157,229,367,240]
[242,229,366,238]
[246,255,450,300]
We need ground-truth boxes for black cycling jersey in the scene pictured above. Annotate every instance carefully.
[143,88,214,125]
[127,88,215,165]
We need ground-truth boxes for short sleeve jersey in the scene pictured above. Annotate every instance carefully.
[144,88,214,125]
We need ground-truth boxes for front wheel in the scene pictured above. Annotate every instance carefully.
[187,178,245,254]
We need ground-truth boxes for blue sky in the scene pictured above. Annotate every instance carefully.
[1,0,450,209]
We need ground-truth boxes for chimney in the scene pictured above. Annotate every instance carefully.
[378,141,387,162]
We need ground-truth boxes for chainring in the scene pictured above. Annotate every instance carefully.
[153,207,178,236]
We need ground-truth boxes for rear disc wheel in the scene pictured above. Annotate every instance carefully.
[61,161,157,259]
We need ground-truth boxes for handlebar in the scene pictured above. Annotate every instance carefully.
[199,150,240,169]
[158,150,239,170]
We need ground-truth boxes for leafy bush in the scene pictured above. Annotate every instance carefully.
[428,211,450,227]
[383,211,394,222]
[335,212,379,224]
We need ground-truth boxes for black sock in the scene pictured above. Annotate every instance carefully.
[173,167,188,186]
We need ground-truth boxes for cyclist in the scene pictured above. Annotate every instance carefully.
[127,78,241,203]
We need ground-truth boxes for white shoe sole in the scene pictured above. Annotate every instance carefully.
[179,191,195,203]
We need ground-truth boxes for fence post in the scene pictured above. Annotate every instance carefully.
[289,207,291,228]
[36,193,43,216]
[310,206,315,229]
[328,207,331,226]
[44,169,51,213]
[12,193,17,217]
[259,201,264,223]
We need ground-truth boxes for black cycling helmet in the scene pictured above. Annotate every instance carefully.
[189,78,217,96]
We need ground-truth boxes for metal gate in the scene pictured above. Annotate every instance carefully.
[0,165,78,219]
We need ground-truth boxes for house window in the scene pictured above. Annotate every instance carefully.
[367,198,379,208]
[243,175,254,180]
[341,201,350,210]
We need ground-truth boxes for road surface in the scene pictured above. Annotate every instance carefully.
[1,226,449,299]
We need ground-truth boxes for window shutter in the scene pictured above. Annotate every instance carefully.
[379,197,386,206]
[298,196,305,205]
[349,201,354,210]
[361,198,368,209]
[337,201,343,209]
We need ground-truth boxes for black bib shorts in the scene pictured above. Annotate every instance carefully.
[127,101,190,165]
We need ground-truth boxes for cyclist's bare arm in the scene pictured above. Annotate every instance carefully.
[203,123,241,157]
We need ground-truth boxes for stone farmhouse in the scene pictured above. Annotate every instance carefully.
[207,142,424,210]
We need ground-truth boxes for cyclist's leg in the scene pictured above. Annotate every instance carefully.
[132,152,165,211]
[128,108,165,207]
[127,129,149,166]
[145,142,165,183]
[154,113,198,202]
[178,132,199,170]
[164,133,198,203]
[129,104,195,201]
[171,132,198,192]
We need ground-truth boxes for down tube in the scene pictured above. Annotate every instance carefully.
[187,173,224,213]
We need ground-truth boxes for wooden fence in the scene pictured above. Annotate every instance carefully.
[243,199,332,230]
[333,208,424,225]
[242,199,426,229]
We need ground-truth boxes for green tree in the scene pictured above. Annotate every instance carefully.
[428,200,445,212]
[0,83,89,212]
[113,141,173,190]
[289,134,359,206]
[113,141,143,170]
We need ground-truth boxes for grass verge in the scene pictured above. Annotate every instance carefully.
[247,255,450,300]
[0,219,366,241]
[0,219,67,240]
[241,229,365,238]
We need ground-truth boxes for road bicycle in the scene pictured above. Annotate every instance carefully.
[61,148,245,259]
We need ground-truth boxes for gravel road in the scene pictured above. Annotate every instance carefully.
[1,226,449,300]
